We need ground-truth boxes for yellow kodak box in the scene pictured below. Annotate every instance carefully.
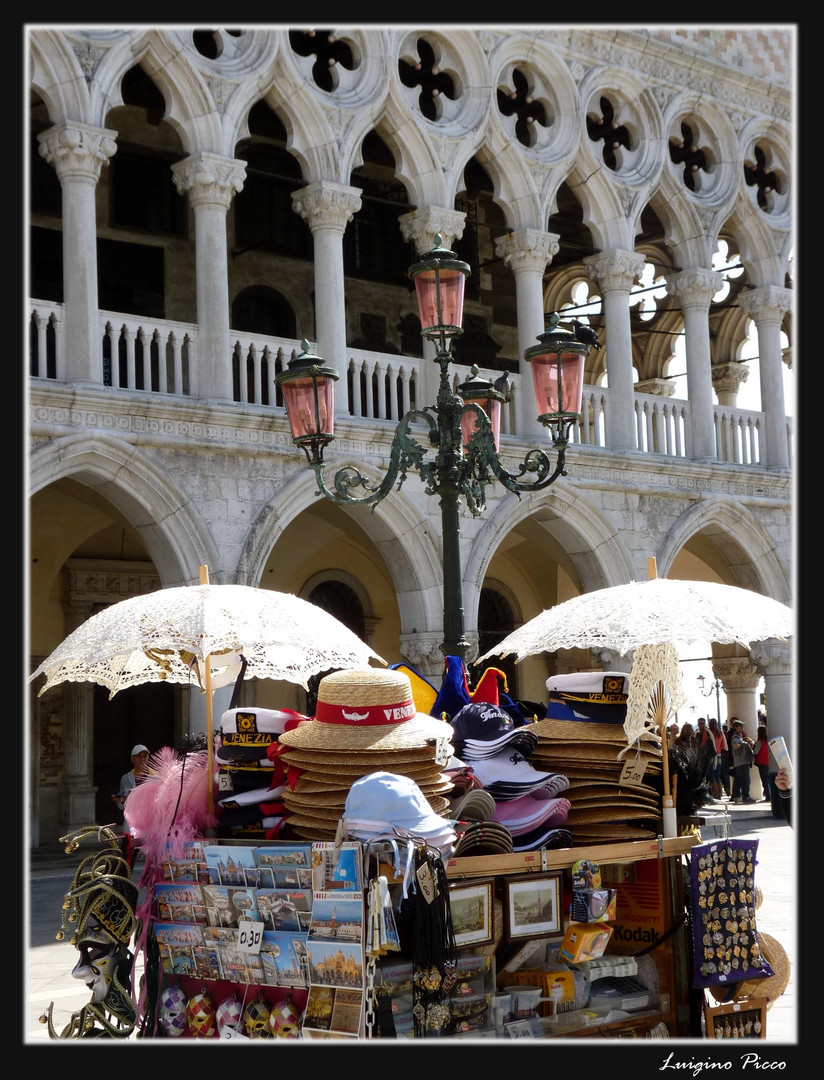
[557,921,614,963]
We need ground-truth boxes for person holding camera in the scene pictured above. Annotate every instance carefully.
[729,719,755,804]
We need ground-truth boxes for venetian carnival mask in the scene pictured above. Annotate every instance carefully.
[159,985,188,1037]
[243,993,272,1037]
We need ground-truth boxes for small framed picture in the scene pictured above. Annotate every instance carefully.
[504,873,562,942]
[449,878,495,948]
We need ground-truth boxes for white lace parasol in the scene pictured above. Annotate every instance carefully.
[30,582,386,697]
[475,577,793,664]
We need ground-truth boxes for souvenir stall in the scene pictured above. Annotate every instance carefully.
[103,662,787,1042]
[33,563,791,1041]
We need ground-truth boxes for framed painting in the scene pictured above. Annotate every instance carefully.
[449,878,495,948]
[504,873,562,942]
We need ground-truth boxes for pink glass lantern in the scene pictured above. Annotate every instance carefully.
[275,340,339,454]
[458,366,504,450]
[524,316,590,443]
[409,235,471,341]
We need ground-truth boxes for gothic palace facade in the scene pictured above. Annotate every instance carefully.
[27,26,793,844]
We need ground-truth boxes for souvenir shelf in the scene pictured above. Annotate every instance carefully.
[436,837,698,1040]
[148,833,699,1039]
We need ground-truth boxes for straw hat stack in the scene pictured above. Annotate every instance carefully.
[275,668,456,841]
[528,717,664,843]
[521,671,664,843]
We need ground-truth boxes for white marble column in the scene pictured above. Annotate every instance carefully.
[292,181,363,419]
[666,268,724,461]
[495,229,560,440]
[738,286,792,469]
[714,656,763,798]
[60,683,98,826]
[172,153,247,403]
[749,638,793,751]
[37,122,117,387]
[584,250,644,451]
[399,208,467,409]
[58,599,100,829]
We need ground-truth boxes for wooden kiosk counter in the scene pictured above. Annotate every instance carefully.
[144,832,701,1040]
[441,836,699,1039]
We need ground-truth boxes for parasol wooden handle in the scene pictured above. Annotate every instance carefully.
[199,565,215,819]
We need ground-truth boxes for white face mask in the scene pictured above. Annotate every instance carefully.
[71,941,122,1002]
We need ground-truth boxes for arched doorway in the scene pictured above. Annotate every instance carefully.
[303,579,367,715]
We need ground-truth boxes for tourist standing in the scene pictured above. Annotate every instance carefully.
[729,719,755,804]
[753,724,771,803]
[707,718,728,800]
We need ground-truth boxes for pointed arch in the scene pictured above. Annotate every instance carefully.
[29,434,218,587]
[656,495,791,603]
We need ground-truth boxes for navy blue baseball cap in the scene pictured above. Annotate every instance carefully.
[450,702,538,760]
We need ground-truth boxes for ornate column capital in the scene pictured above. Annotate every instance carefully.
[738,286,792,325]
[712,657,761,690]
[583,249,645,293]
[171,153,246,209]
[711,362,749,396]
[749,637,793,675]
[37,121,117,184]
[665,267,724,311]
[635,378,675,397]
[495,229,560,274]
[589,646,632,673]
[398,207,466,253]
[290,181,362,233]
[399,634,446,681]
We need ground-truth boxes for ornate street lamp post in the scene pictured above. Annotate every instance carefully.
[697,673,723,721]
[277,235,595,662]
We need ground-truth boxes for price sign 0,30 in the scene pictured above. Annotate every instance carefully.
[619,758,647,786]
[238,919,264,953]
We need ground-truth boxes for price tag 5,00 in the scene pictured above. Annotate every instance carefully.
[237,919,264,953]
[619,757,647,787]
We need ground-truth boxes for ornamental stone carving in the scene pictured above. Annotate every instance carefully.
[635,378,675,397]
[711,363,749,398]
[291,182,362,232]
[748,638,792,676]
[495,230,560,274]
[399,208,466,254]
[171,153,246,208]
[738,286,792,325]
[665,268,724,311]
[584,250,645,293]
[399,634,448,679]
[72,40,105,82]
[712,657,761,690]
[37,123,117,183]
